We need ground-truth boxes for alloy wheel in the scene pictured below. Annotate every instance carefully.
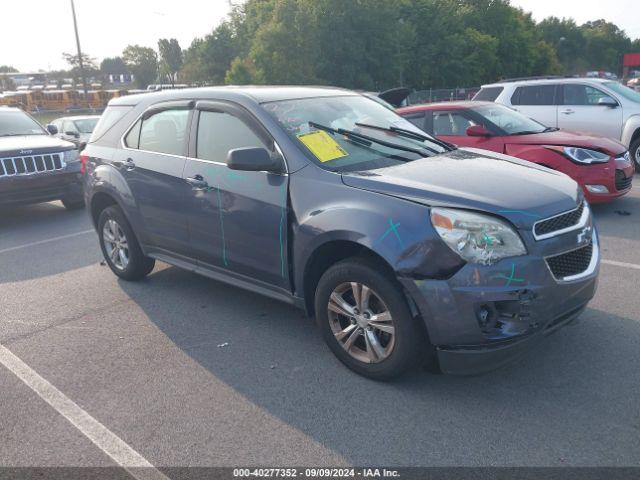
[327,282,395,364]
[102,219,130,271]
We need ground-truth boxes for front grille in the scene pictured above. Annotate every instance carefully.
[0,153,65,178]
[546,242,593,280]
[534,202,584,238]
[615,169,632,191]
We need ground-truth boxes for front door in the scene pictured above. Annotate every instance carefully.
[557,83,623,139]
[429,110,505,153]
[183,102,289,290]
[115,104,192,258]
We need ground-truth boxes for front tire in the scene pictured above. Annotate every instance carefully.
[314,259,424,380]
[631,138,640,173]
[98,206,155,281]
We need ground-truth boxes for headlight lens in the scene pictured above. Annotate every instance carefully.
[430,208,527,265]
[557,147,610,164]
[62,150,80,163]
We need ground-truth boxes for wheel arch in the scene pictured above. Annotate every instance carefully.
[300,238,397,317]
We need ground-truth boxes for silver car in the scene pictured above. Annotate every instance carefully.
[47,115,100,149]
[474,78,640,172]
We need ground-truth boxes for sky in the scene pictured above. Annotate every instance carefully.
[2,0,638,72]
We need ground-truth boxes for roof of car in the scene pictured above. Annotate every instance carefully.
[397,101,494,114]
[54,115,101,121]
[481,77,611,88]
[110,85,358,107]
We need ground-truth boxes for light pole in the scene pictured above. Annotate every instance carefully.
[70,0,88,104]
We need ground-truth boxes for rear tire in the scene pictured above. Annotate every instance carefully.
[631,137,640,173]
[61,197,85,210]
[98,205,155,281]
[314,258,424,380]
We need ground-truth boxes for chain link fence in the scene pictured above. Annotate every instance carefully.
[407,87,480,105]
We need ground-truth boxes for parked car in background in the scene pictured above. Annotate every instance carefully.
[83,87,598,379]
[397,101,633,203]
[47,115,100,150]
[0,106,84,209]
[474,78,640,172]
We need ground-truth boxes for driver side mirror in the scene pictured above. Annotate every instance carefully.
[466,125,491,137]
[227,147,283,173]
[597,96,618,108]
[46,124,58,135]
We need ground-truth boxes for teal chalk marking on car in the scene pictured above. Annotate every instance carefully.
[492,263,525,287]
[378,218,403,248]
[497,210,542,219]
[216,185,229,267]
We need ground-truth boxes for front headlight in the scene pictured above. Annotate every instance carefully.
[551,146,610,164]
[62,150,80,163]
[430,208,527,265]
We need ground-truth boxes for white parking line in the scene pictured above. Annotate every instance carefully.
[0,344,169,480]
[602,259,640,271]
[0,229,95,255]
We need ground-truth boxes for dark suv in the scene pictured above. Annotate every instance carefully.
[0,107,84,209]
[83,87,599,379]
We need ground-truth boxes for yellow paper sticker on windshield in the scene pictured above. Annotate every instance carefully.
[297,130,348,163]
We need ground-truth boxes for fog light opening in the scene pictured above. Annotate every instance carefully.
[585,184,609,194]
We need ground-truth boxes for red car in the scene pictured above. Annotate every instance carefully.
[397,101,634,203]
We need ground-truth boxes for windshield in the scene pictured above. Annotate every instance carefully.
[604,81,640,103]
[74,118,99,134]
[470,103,547,135]
[0,110,46,137]
[263,95,447,172]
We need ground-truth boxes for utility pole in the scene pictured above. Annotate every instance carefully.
[70,0,88,104]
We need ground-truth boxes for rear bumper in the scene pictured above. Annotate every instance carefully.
[0,164,83,206]
[400,231,599,375]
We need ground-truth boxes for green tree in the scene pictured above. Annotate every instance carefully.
[123,45,158,89]
[0,65,18,73]
[158,38,183,86]
[100,57,128,75]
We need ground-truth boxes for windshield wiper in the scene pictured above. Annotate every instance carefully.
[308,122,432,157]
[355,122,454,152]
[0,133,43,137]
[509,130,545,136]
[543,127,559,133]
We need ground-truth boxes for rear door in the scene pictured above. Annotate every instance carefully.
[182,101,290,290]
[509,84,558,128]
[557,83,623,139]
[114,101,193,259]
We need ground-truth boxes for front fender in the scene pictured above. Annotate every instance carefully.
[290,166,464,297]
[622,114,640,147]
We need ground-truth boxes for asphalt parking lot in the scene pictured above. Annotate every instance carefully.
[1,182,639,474]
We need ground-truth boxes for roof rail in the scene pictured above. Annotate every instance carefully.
[497,75,576,83]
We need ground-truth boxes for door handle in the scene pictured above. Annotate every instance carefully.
[560,109,575,115]
[124,158,136,171]
[186,174,209,190]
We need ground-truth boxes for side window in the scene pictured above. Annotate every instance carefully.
[196,110,269,163]
[124,119,142,149]
[138,109,189,156]
[432,111,476,136]
[562,84,610,105]
[511,85,556,106]
[473,87,504,101]
[401,113,426,131]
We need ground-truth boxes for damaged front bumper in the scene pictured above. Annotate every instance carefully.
[400,231,600,375]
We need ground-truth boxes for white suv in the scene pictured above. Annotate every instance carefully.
[474,78,640,171]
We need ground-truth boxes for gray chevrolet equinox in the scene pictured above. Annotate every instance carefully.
[83,86,599,380]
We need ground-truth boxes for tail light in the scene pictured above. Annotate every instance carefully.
[79,152,89,174]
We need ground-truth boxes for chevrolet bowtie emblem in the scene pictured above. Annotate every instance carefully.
[577,226,592,244]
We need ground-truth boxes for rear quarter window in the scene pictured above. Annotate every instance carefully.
[511,85,557,106]
[89,105,134,143]
[473,87,504,102]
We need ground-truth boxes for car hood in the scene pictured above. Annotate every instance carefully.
[0,135,76,157]
[505,130,627,155]
[341,148,582,229]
